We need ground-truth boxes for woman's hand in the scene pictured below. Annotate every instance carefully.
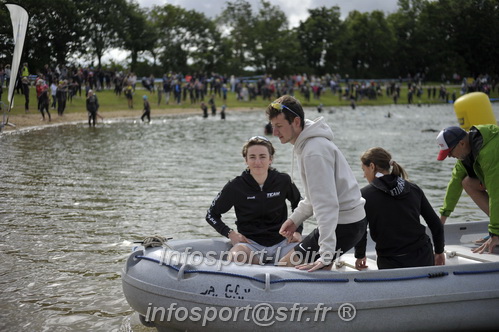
[434,253,445,265]
[355,257,368,270]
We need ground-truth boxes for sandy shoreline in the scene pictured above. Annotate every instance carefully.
[1,107,248,133]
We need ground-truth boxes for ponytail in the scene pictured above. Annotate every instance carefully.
[361,147,408,180]
[390,160,408,180]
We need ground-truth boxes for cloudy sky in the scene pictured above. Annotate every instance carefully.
[136,0,400,27]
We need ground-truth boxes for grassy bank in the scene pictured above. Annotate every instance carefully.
[3,82,497,118]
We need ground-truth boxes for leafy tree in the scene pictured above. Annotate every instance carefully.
[387,0,429,79]
[452,0,499,77]
[0,0,84,70]
[120,2,156,72]
[251,1,295,74]
[150,4,221,74]
[218,0,299,76]
[218,0,255,75]
[35,0,83,66]
[413,0,463,80]
[77,0,129,68]
[297,6,343,75]
[0,2,12,64]
[1,0,498,80]
[343,10,396,78]
[363,10,396,77]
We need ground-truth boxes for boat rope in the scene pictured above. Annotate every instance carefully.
[136,256,182,270]
[354,272,448,282]
[136,235,173,248]
[271,278,349,284]
[453,268,499,276]
[135,255,349,283]
[136,255,496,284]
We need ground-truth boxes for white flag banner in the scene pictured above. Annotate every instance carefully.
[6,3,29,111]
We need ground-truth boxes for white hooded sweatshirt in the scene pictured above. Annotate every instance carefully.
[289,117,366,265]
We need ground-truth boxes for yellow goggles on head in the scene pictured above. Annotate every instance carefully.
[270,102,301,118]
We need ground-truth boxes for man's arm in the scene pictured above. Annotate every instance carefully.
[440,161,468,219]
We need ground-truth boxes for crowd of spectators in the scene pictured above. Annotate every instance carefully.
[1,63,497,112]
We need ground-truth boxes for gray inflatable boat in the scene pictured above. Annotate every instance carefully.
[122,221,499,331]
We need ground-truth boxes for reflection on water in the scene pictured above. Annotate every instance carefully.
[1,104,497,331]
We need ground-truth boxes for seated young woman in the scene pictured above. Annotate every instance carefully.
[206,136,302,264]
[355,147,445,270]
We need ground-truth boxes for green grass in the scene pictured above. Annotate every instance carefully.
[1,82,497,116]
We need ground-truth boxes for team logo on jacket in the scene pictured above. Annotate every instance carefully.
[267,192,280,198]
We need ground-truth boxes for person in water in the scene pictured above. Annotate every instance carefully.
[206,136,302,264]
[38,81,51,121]
[141,95,151,122]
[86,90,99,127]
[201,102,208,118]
[355,147,445,270]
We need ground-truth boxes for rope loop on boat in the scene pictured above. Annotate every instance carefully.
[138,235,172,248]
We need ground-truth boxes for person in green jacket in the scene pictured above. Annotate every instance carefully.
[436,124,499,254]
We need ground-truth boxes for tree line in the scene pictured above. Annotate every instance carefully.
[0,0,498,81]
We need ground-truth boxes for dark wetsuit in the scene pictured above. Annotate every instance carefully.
[86,94,99,126]
[141,100,151,122]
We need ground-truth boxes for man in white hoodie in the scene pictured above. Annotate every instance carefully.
[266,95,366,272]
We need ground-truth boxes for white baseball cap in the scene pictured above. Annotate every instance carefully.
[436,126,467,160]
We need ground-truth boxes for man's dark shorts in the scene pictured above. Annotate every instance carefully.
[293,218,367,263]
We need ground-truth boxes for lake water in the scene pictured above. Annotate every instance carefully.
[1,103,497,331]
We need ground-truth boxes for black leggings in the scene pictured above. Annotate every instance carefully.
[88,111,97,126]
[141,111,150,122]
[39,103,50,120]
[377,239,434,270]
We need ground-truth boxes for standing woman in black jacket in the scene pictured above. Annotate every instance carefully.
[355,147,445,270]
[206,136,302,264]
